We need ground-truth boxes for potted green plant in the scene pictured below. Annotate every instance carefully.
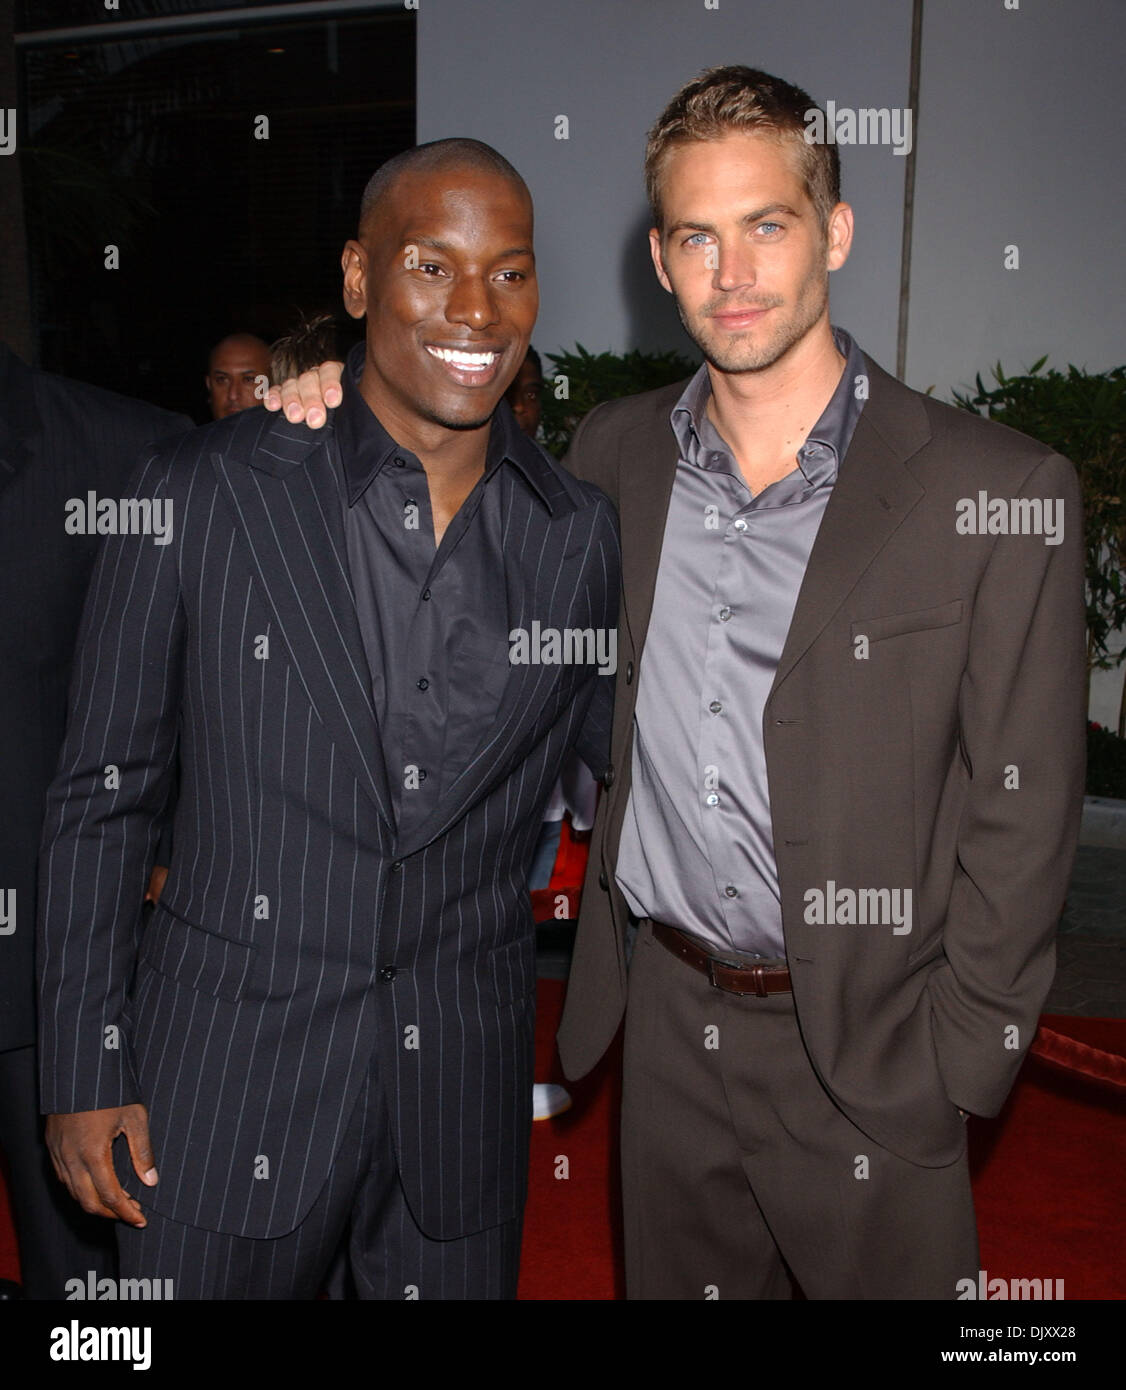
[954,361,1126,778]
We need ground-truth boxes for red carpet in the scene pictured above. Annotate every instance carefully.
[0,1147,16,1285]
[3,998,1121,1298]
[518,985,1126,1299]
[518,981,624,1300]
[968,1013,1126,1300]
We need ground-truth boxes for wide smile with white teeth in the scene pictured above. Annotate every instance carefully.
[425,346,500,371]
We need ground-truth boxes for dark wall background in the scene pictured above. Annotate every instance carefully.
[16,3,414,419]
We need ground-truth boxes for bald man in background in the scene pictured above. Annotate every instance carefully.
[204,333,272,420]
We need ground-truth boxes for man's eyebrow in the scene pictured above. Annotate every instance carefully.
[665,203,803,236]
[404,236,534,259]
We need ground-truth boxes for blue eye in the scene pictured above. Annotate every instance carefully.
[684,232,709,247]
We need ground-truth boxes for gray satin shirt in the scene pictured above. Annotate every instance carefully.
[615,328,866,957]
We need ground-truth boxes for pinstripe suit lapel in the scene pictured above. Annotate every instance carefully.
[211,416,394,830]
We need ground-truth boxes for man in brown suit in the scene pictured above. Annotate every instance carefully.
[554,67,1086,1299]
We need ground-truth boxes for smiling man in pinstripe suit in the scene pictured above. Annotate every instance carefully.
[37,139,619,1299]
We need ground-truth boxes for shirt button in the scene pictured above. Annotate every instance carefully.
[733,519,748,533]
[421,588,431,601]
[724,885,738,898]
[417,678,429,691]
[379,965,397,981]
[418,768,427,781]
[705,793,719,807]
[709,700,722,714]
[718,606,732,622]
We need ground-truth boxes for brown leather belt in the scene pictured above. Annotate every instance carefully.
[651,921,792,997]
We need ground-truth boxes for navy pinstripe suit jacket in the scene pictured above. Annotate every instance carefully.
[38,405,619,1241]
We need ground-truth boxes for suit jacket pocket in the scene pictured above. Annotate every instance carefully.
[138,902,257,1003]
[851,599,963,645]
[488,934,536,1007]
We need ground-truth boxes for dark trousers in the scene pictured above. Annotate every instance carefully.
[0,1043,116,1299]
[621,921,979,1300]
[117,1052,523,1300]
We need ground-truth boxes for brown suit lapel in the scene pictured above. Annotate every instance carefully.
[616,355,932,686]
[614,391,682,656]
[771,354,930,694]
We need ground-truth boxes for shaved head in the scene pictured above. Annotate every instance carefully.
[205,332,272,420]
[208,332,270,372]
[340,138,538,446]
[358,138,529,240]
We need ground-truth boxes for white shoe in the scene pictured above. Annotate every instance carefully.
[532,1083,572,1120]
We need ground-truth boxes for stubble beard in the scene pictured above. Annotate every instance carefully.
[675,266,830,376]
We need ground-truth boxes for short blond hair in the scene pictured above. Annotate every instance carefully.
[644,65,841,236]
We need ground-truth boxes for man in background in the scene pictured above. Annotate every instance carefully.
[504,344,545,441]
[204,332,272,420]
[0,341,189,1298]
[270,312,346,387]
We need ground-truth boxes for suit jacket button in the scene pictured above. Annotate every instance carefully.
[625,660,634,685]
[602,765,614,789]
[379,965,397,982]
[390,860,403,873]
[599,870,609,891]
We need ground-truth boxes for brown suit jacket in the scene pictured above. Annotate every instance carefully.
[557,351,1086,1168]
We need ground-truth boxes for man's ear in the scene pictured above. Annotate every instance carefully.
[341,240,367,320]
[648,228,673,295]
[825,202,854,273]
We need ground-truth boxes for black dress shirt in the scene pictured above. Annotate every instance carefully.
[334,344,555,835]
